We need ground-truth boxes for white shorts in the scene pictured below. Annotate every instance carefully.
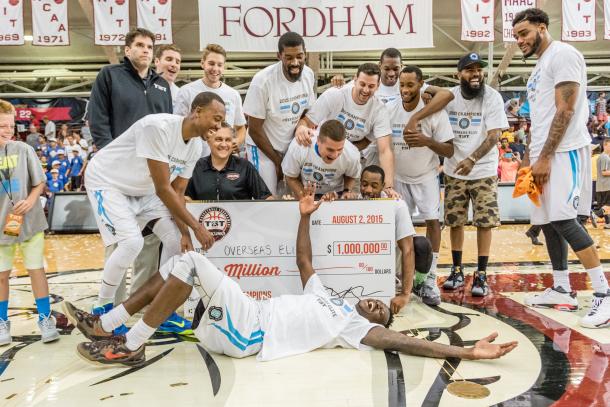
[394,177,441,220]
[162,252,263,358]
[531,146,592,225]
[87,189,171,246]
[361,143,378,168]
[246,144,286,196]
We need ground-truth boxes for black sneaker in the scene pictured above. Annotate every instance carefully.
[442,266,464,290]
[77,336,145,367]
[471,271,489,297]
[525,229,543,245]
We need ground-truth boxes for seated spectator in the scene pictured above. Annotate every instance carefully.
[67,149,84,191]
[45,138,59,160]
[501,125,515,143]
[282,119,360,200]
[498,138,511,157]
[185,123,272,201]
[26,123,42,148]
[55,149,69,176]
[499,150,521,182]
[509,137,526,159]
[46,169,65,194]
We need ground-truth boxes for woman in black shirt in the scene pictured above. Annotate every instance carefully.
[186,124,272,200]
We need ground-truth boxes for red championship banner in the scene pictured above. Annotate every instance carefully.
[94,0,130,46]
[461,0,495,42]
[605,0,610,39]
[501,0,536,42]
[137,0,172,44]
[0,0,24,45]
[31,0,69,46]
[562,0,596,42]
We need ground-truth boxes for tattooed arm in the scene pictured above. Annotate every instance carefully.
[531,81,579,186]
[454,128,502,176]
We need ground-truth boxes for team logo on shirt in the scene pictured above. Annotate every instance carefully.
[291,102,301,114]
[344,119,355,130]
[199,207,232,241]
[313,172,324,182]
[458,118,470,129]
[226,172,240,181]
[208,306,223,321]
[573,196,579,210]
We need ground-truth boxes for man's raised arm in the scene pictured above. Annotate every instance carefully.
[296,183,322,288]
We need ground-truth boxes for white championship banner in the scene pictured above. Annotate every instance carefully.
[605,0,610,40]
[94,0,130,46]
[136,0,172,45]
[197,0,433,52]
[0,0,24,45]
[187,200,396,304]
[31,0,69,46]
[501,0,536,42]
[562,0,596,42]
[461,0,495,42]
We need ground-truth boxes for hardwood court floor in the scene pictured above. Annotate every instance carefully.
[1,225,609,406]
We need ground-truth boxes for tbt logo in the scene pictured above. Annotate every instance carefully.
[199,207,232,241]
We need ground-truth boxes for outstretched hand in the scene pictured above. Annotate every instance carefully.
[299,182,322,216]
[471,332,518,360]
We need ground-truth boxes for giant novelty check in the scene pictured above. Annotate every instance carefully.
[187,200,396,304]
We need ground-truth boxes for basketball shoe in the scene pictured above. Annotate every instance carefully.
[63,301,113,341]
[77,336,145,367]
[442,266,464,290]
[580,290,610,329]
[524,287,578,311]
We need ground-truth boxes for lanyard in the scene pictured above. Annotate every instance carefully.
[0,144,15,206]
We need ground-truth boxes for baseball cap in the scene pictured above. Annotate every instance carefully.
[457,53,488,71]
[57,149,65,155]
[51,169,59,174]
[52,160,60,166]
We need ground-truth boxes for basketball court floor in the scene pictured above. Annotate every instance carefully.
[1,225,609,406]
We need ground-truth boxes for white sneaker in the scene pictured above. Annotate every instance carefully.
[524,287,578,311]
[580,291,610,329]
[0,319,10,346]
[38,315,60,343]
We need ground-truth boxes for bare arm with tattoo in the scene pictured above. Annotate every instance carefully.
[454,128,502,176]
[531,81,579,186]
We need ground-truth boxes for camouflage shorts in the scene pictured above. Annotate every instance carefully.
[443,175,500,228]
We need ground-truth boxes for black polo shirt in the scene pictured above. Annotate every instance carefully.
[186,155,272,200]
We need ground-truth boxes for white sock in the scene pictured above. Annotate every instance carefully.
[125,319,155,351]
[429,253,439,279]
[552,270,571,292]
[100,304,130,332]
[586,266,609,294]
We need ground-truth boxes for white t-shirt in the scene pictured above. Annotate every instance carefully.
[355,194,415,241]
[444,85,509,180]
[389,98,453,184]
[170,82,180,111]
[376,82,400,105]
[244,62,316,153]
[174,80,246,128]
[306,86,392,144]
[281,135,361,194]
[44,121,56,138]
[257,274,379,361]
[526,41,590,159]
[86,114,202,196]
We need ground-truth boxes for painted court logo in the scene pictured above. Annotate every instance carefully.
[199,207,232,241]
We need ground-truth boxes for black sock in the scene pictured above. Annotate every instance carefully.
[451,250,462,268]
[477,256,489,273]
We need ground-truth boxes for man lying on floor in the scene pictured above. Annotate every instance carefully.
[64,183,517,366]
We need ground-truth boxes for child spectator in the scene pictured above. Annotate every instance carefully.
[45,138,59,160]
[46,169,64,194]
[55,149,69,176]
[498,138,511,157]
[0,99,59,345]
[67,149,84,191]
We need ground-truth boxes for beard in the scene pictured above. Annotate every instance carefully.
[284,64,304,81]
[460,78,486,100]
[523,33,542,59]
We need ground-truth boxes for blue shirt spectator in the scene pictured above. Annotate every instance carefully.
[68,154,84,177]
